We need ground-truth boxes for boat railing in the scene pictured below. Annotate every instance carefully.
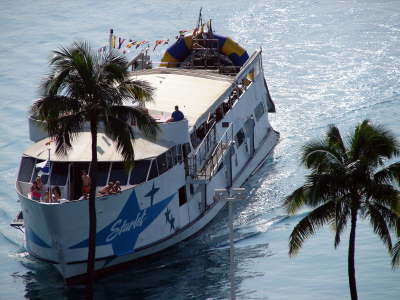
[189,121,217,174]
[189,122,233,180]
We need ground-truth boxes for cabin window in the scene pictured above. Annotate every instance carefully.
[30,159,49,184]
[50,162,69,186]
[254,102,265,121]
[156,152,168,175]
[18,157,35,182]
[166,150,173,168]
[175,145,182,163]
[170,146,177,166]
[179,185,187,206]
[109,162,129,185]
[129,160,150,185]
[183,143,191,157]
[148,159,159,180]
[96,162,110,186]
[235,129,245,147]
[190,132,199,149]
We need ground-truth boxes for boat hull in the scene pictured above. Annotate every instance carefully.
[19,129,278,282]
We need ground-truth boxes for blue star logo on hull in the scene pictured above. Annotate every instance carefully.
[70,190,175,256]
[144,182,160,206]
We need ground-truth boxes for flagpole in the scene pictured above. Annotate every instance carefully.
[109,29,113,51]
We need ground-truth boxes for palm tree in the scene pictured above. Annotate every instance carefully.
[31,41,159,287]
[285,120,400,300]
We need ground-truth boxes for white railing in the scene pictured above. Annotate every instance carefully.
[189,123,234,180]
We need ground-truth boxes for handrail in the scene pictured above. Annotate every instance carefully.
[189,122,233,179]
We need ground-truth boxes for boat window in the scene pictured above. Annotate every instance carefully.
[235,129,245,147]
[254,102,265,121]
[157,152,168,175]
[109,162,129,185]
[190,132,199,149]
[167,148,175,167]
[50,162,69,186]
[173,146,178,165]
[30,159,49,184]
[183,143,191,157]
[96,162,110,186]
[130,160,150,185]
[148,159,159,180]
[179,185,187,206]
[17,157,35,182]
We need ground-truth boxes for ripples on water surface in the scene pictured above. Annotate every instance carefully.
[0,0,399,299]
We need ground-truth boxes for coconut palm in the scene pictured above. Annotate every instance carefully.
[285,120,400,300]
[31,41,159,286]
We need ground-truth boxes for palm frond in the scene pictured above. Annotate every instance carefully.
[304,171,349,206]
[47,112,86,155]
[392,240,400,268]
[350,119,400,166]
[302,140,345,173]
[289,200,336,256]
[364,202,394,252]
[374,162,400,186]
[122,79,155,103]
[110,105,159,140]
[31,96,82,120]
[326,124,347,158]
[103,115,136,165]
[285,186,309,215]
[364,181,400,208]
[333,198,350,248]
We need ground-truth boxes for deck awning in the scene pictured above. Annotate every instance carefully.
[23,132,168,162]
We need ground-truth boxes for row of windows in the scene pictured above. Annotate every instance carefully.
[18,144,185,187]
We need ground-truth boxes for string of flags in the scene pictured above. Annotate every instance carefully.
[98,28,196,54]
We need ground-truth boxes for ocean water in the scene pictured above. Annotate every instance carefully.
[0,0,400,299]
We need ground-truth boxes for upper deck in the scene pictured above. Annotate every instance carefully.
[126,68,234,127]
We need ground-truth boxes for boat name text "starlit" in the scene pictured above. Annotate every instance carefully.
[106,209,147,242]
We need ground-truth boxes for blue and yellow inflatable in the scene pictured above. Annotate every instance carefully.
[161,34,249,67]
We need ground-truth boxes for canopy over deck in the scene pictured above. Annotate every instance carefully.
[129,69,233,127]
[23,132,169,162]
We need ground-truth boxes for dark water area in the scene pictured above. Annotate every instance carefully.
[0,0,400,299]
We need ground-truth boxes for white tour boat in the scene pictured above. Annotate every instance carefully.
[12,24,279,283]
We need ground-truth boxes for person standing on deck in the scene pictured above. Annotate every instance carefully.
[81,170,91,198]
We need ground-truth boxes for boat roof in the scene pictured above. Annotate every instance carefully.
[23,132,169,162]
[128,68,234,127]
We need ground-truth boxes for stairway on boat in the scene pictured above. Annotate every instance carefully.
[188,123,234,182]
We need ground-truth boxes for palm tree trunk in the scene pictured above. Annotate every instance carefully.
[87,120,98,293]
[348,207,358,300]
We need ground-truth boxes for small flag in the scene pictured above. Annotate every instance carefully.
[118,37,126,49]
[36,160,51,175]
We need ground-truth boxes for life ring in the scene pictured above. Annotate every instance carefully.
[160,34,249,67]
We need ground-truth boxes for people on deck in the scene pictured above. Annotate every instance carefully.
[112,181,121,193]
[31,181,42,201]
[81,170,91,198]
[43,191,50,203]
[99,182,114,195]
[167,105,184,122]
[52,186,61,203]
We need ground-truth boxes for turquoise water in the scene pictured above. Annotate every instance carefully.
[1,0,400,299]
